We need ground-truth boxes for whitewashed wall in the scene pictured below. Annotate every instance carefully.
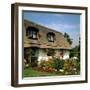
[55,49,70,60]
[63,50,70,60]
[38,49,48,61]
[38,49,70,61]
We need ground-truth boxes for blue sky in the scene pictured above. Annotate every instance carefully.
[23,11,80,47]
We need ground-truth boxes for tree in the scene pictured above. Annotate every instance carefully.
[64,32,72,45]
[78,37,80,58]
[70,45,79,58]
[70,37,80,58]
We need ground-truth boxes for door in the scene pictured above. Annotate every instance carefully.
[30,47,39,67]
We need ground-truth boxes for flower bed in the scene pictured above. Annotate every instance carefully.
[37,58,80,75]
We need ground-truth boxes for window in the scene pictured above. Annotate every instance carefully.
[47,49,55,56]
[47,32,55,42]
[26,27,38,39]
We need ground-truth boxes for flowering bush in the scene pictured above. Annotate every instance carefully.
[38,58,79,75]
[39,59,54,72]
[41,59,53,67]
[39,58,64,72]
[63,59,77,75]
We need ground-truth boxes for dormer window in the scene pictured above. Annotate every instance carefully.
[26,27,38,39]
[47,32,55,42]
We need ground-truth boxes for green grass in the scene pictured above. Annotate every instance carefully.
[24,67,80,77]
[24,67,61,77]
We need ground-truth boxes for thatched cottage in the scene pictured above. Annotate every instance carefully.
[24,20,71,66]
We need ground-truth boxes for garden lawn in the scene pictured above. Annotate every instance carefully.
[24,67,62,77]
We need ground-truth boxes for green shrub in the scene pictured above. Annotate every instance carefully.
[52,58,64,72]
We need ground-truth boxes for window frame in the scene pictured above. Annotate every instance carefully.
[26,27,38,39]
[47,32,55,42]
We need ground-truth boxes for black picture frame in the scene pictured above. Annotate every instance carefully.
[11,3,88,87]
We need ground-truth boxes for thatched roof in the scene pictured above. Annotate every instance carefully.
[24,20,71,49]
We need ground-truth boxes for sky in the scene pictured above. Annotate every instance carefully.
[23,11,80,47]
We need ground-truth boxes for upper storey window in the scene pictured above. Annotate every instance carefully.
[47,32,55,42]
[26,27,38,39]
